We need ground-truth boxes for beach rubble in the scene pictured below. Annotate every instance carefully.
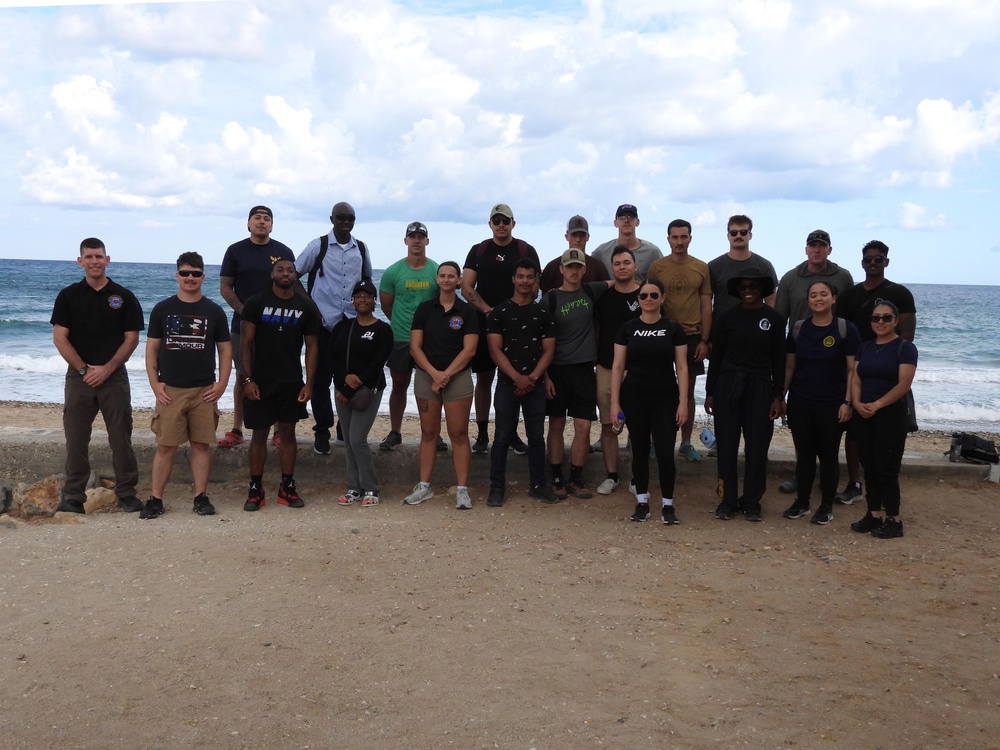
[5,472,118,519]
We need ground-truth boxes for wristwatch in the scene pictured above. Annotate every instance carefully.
[242,377,253,386]
[843,400,853,407]
[78,365,88,376]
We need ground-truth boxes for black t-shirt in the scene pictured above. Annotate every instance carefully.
[220,238,296,333]
[50,278,145,366]
[148,295,231,388]
[329,317,394,396]
[462,238,539,307]
[594,286,641,368]
[835,279,916,342]
[241,289,320,383]
[615,317,687,398]
[706,305,786,398]
[411,297,480,372]
[486,299,555,383]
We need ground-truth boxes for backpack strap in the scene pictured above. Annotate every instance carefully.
[791,319,805,342]
[306,235,329,295]
[475,238,530,260]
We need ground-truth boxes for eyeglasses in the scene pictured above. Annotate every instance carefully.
[862,255,887,265]
[638,291,661,300]
[736,282,760,291]
[870,314,895,323]
[491,216,512,226]
[617,215,637,223]
[177,270,204,278]
[334,213,356,222]
[729,229,750,237]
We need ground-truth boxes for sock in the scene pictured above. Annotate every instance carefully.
[662,497,673,507]
[457,485,467,493]
[608,472,619,482]
[281,474,294,488]
[419,481,431,491]
[636,493,650,504]
[477,420,488,439]
[550,464,564,484]
[249,476,263,494]
[569,464,584,483]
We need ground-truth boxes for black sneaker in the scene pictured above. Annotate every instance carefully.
[528,485,560,504]
[56,498,86,514]
[630,503,651,522]
[244,491,265,512]
[510,434,529,455]
[810,506,833,525]
[472,436,489,454]
[661,505,679,525]
[487,487,505,507]
[714,504,735,521]
[566,479,592,499]
[850,512,882,533]
[313,434,331,455]
[835,482,862,505]
[380,431,402,451]
[277,484,305,508]
[871,518,904,539]
[140,496,164,519]
[778,478,797,494]
[193,493,216,516]
[782,502,810,519]
[743,508,762,522]
[118,495,143,513]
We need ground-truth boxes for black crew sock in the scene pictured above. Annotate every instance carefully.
[550,464,564,484]
[477,420,489,440]
[281,473,295,488]
[608,472,619,482]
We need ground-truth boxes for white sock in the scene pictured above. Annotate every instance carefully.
[662,497,673,506]
[636,493,650,504]
[419,481,431,490]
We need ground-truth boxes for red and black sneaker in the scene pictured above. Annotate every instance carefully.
[277,483,305,508]
[244,491,265,512]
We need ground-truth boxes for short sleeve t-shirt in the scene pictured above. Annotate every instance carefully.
[486,299,555,383]
[647,255,712,335]
[856,337,918,403]
[786,317,861,408]
[463,239,540,307]
[411,297,480,372]
[148,295,231,388]
[615,317,687,398]
[241,289,320,384]
[836,280,916,342]
[378,258,440,342]
[544,282,607,365]
[50,278,145,366]
[708,253,779,319]
[219,238,295,333]
[594,287,641,368]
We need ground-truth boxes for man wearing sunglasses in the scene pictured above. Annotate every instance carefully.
[708,215,778,321]
[591,204,663,282]
[833,240,917,505]
[462,203,540,456]
[296,201,373,455]
[142,252,232,519]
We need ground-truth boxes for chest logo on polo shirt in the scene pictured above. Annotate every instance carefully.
[758,319,771,331]
[449,316,464,330]
[108,295,124,309]
[823,335,836,347]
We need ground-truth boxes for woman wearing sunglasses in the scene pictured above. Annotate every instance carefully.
[848,299,918,539]
[781,281,861,526]
[610,278,689,524]
[705,274,785,521]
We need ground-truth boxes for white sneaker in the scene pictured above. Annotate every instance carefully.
[403,484,434,505]
[455,487,472,509]
[597,477,619,495]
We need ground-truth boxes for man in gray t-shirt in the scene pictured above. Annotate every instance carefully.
[708,214,778,321]
[591,203,663,282]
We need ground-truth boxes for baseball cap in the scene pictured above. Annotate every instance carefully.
[806,229,831,246]
[615,204,638,218]
[406,221,429,236]
[561,248,587,266]
[490,203,514,220]
[351,279,377,297]
[566,215,589,234]
[248,205,273,220]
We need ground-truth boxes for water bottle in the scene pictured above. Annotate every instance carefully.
[612,412,626,435]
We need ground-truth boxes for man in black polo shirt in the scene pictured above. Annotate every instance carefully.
[50,237,145,514]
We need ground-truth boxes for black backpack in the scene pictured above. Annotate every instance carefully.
[305,235,371,295]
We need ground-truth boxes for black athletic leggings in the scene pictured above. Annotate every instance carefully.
[621,382,679,498]
[786,401,844,508]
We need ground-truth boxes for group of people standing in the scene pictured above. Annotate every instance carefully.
[50,203,917,539]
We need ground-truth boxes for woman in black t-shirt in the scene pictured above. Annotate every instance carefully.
[610,278,689,525]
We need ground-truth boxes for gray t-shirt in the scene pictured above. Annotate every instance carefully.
[592,239,663,282]
[544,283,608,365]
[708,252,778,319]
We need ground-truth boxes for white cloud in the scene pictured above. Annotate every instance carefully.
[898,202,947,230]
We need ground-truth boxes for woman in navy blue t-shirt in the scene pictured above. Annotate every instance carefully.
[849,299,918,539]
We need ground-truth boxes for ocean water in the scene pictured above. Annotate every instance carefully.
[2,258,998,431]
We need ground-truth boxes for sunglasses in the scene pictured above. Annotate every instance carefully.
[177,270,204,278]
[638,291,661,300]
[862,255,887,265]
[871,314,895,323]
[729,229,750,237]
[491,216,512,226]
[334,213,356,222]
[736,282,760,291]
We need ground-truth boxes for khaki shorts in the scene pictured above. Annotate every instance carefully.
[414,367,474,404]
[151,385,220,447]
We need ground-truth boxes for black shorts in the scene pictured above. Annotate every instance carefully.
[387,341,414,374]
[545,363,598,420]
[471,312,495,373]
[685,334,706,378]
[243,381,309,429]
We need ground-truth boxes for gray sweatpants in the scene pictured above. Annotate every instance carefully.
[335,389,384,493]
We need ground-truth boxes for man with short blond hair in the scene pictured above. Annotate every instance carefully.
[591,204,663,282]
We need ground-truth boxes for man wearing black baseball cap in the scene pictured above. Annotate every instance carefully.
[774,229,854,332]
[591,204,663,282]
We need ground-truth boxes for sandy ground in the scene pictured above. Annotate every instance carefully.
[2,402,999,749]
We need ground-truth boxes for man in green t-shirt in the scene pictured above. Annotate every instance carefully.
[378,221,439,450]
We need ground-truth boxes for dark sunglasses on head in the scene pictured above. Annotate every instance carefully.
[871,314,895,323]
[491,216,512,226]
[862,255,887,265]
[334,213,356,222]
[638,291,661,300]
[178,270,204,278]
[729,229,750,237]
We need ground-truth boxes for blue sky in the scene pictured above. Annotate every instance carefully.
[1,0,999,284]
